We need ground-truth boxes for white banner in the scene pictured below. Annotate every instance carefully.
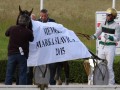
[27,20,91,66]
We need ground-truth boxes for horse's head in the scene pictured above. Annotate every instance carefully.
[16,5,33,30]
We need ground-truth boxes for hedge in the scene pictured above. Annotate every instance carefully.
[0,59,120,84]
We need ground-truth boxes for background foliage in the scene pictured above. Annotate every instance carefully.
[1,0,120,59]
[0,0,120,84]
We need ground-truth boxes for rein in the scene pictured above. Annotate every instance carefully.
[76,32,91,40]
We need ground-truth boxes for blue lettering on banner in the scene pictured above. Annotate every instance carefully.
[44,27,62,35]
[36,36,75,48]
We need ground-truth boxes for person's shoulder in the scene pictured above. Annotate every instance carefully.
[10,25,17,28]
[25,29,33,35]
[25,28,33,32]
[49,18,55,22]
[111,21,120,28]
[114,21,119,25]
[114,22,120,28]
[37,18,42,22]
[8,25,18,30]
[100,21,106,26]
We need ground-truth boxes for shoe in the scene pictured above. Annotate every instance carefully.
[65,78,69,85]
[56,79,62,85]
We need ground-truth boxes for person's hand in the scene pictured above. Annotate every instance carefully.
[104,34,109,40]
[90,35,96,40]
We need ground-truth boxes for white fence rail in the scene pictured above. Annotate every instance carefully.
[0,85,120,90]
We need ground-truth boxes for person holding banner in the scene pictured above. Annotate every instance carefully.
[37,9,70,85]
[38,8,58,85]
[55,61,70,85]
[38,9,55,22]
[91,8,120,85]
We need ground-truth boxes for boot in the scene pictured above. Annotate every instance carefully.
[56,78,62,85]
[65,78,69,85]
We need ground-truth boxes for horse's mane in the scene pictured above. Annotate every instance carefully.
[16,5,33,30]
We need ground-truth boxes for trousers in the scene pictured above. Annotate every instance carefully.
[98,44,116,85]
[5,54,27,85]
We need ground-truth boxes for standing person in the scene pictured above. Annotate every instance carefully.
[38,9,55,22]
[5,14,34,85]
[55,61,69,85]
[38,9,70,85]
[15,13,36,85]
[37,9,56,85]
[91,8,120,85]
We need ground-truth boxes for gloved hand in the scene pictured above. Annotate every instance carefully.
[104,34,109,40]
[90,35,96,40]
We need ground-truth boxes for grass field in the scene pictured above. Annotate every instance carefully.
[0,0,120,60]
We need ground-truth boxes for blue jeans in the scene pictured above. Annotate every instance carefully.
[16,67,33,85]
[27,67,33,85]
[5,54,27,85]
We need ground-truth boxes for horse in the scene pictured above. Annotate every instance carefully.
[15,5,34,85]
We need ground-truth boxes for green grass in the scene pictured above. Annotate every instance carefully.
[0,0,120,60]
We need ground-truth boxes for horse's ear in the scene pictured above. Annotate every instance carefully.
[29,8,33,15]
[19,5,22,13]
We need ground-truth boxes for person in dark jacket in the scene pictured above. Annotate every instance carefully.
[38,9,57,85]
[38,9,55,23]
[5,22,34,85]
[38,9,69,85]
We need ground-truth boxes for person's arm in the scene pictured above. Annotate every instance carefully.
[91,24,102,40]
[29,30,34,42]
[94,24,102,38]
[103,24,120,42]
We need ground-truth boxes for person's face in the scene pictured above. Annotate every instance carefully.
[106,14,114,21]
[40,12,48,22]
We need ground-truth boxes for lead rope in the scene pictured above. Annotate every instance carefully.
[33,65,48,90]
[37,65,47,78]
[93,59,107,80]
